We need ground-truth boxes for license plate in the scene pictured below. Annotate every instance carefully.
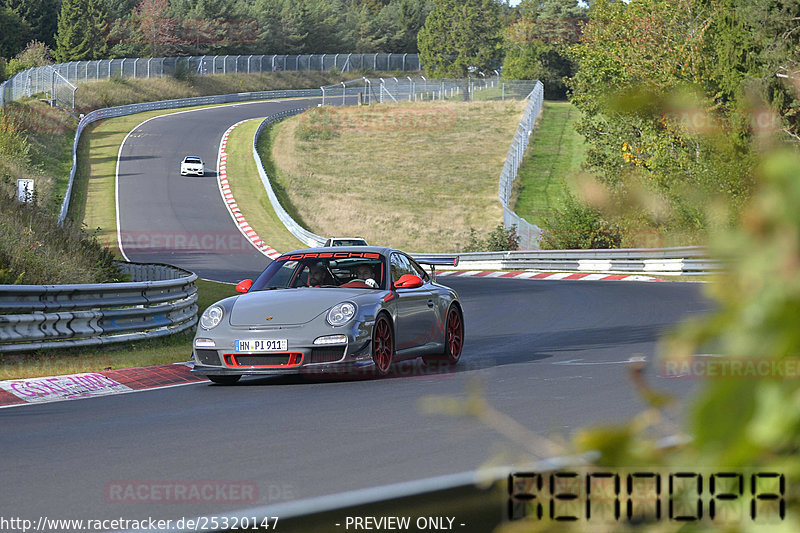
[235,339,288,352]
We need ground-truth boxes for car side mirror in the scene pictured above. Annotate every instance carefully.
[235,279,253,293]
[394,274,423,289]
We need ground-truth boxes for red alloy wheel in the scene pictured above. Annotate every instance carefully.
[445,307,463,361]
[372,315,394,375]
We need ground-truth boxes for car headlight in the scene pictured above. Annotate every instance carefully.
[327,302,356,326]
[200,305,224,330]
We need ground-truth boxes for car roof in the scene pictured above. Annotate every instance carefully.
[281,246,394,256]
[183,156,202,160]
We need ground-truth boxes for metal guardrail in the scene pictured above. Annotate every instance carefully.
[252,110,328,248]
[415,247,722,276]
[0,263,198,354]
[58,88,323,225]
[0,53,421,108]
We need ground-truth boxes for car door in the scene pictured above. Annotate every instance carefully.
[390,253,438,354]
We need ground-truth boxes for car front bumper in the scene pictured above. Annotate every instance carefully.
[191,320,375,377]
[181,167,204,175]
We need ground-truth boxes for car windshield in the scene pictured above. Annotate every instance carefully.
[251,252,385,290]
[184,157,201,163]
[330,239,367,246]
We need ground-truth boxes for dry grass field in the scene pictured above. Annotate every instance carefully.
[268,100,526,252]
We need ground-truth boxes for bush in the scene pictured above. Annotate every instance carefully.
[172,61,195,83]
[540,192,622,249]
[0,108,31,167]
[0,192,119,284]
[462,224,519,252]
[4,41,54,77]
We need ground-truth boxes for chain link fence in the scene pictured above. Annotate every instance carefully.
[500,81,545,250]
[321,76,538,105]
[0,53,421,109]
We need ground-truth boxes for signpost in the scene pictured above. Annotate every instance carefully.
[16,179,34,204]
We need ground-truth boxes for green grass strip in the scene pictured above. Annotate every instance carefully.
[512,101,587,226]
[224,119,305,254]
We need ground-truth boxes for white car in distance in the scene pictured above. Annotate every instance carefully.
[180,156,204,176]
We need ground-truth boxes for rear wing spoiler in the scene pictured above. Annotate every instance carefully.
[415,257,459,268]
[414,256,459,279]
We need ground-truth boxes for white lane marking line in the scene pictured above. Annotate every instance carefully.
[553,356,646,366]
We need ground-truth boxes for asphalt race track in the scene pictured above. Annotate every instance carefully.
[0,100,713,529]
[115,98,322,282]
[2,278,710,526]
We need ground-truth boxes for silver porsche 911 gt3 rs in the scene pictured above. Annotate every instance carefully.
[192,246,463,384]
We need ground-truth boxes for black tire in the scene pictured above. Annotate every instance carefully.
[422,305,464,366]
[372,314,395,376]
[207,375,241,385]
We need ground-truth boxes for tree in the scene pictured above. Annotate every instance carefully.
[706,0,800,140]
[2,0,62,49]
[253,0,308,54]
[55,0,109,62]
[502,1,586,97]
[417,0,503,77]
[386,0,432,53]
[133,0,187,57]
[0,5,30,60]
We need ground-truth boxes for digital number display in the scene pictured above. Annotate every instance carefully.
[508,470,785,524]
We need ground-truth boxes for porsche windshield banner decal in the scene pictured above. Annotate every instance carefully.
[277,252,382,261]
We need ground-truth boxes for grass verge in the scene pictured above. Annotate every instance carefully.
[224,119,305,253]
[268,100,527,252]
[0,279,236,380]
[511,101,587,226]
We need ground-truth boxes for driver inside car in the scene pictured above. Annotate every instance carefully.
[307,262,336,287]
[352,263,379,288]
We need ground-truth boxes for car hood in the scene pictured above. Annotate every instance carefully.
[229,288,376,327]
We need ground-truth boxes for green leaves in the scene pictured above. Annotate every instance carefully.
[55,0,108,62]
[418,0,504,78]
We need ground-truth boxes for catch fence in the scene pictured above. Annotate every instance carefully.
[0,54,420,109]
